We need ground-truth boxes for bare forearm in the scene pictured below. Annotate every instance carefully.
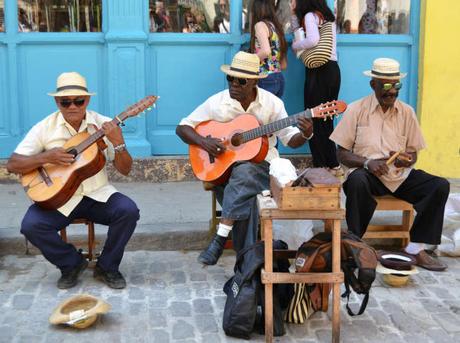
[176,125,204,146]
[287,133,308,148]
[113,151,133,176]
[337,146,367,168]
[6,153,48,174]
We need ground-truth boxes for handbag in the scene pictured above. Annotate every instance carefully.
[298,14,334,69]
[284,283,314,324]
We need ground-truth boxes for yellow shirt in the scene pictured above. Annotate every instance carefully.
[179,87,300,162]
[14,110,117,216]
[330,94,426,192]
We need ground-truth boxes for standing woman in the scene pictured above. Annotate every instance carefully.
[250,0,287,98]
[291,0,343,175]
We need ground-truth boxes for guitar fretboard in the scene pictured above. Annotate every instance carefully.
[69,115,127,155]
[240,109,311,143]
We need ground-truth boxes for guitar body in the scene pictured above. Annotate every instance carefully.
[21,132,106,210]
[189,114,269,184]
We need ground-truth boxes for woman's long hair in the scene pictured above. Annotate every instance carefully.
[295,0,335,24]
[250,0,287,63]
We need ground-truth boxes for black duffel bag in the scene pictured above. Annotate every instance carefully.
[223,240,292,339]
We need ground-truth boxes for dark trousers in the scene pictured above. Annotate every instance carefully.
[304,60,341,168]
[343,168,450,245]
[214,161,270,253]
[21,192,139,273]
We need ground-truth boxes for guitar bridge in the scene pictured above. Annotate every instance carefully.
[38,167,53,187]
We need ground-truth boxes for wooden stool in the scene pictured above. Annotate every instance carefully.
[363,195,414,246]
[258,194,344,343]
[60,219,97,261]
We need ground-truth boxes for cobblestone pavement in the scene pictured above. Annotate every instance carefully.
[1,250,460,343]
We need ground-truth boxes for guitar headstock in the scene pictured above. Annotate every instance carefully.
[311,100,347,120]
[121,95,159,121]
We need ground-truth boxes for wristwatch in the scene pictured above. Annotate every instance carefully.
[363,159,371,170]
[114,143,127,153]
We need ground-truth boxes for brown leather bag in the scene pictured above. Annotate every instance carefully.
[295,232,378,316]
[294,235,333,312]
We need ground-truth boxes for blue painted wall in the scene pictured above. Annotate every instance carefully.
[0,0,419,158]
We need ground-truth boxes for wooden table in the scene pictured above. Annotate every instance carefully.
[257,194,345,343]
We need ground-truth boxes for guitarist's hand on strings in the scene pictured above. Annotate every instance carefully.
[43,148,75,166]
[200,136,226,157]
[297,117,313,139]
[101,122,124,147]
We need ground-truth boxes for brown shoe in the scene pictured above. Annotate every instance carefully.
[410,250,447,271]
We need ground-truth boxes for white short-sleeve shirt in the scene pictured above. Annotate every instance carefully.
[15,110,117,216]
[179,87,300,162]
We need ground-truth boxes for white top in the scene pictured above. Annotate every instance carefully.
[15,110,117,216]
[291,12,337,61]
[179,87,300,162]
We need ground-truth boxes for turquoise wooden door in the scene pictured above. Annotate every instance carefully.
[0,0,420,158]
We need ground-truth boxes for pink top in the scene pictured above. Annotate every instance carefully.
[291,12,337,61]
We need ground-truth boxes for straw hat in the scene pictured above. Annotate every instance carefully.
[221,51,267,79]
[376,262,418,276]
[363,58,407,80]
[48,72,96,97]
[49,294,111,329]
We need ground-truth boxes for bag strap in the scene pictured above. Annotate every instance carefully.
[341,264,369,316]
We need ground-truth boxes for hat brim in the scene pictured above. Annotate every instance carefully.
[48,89,96,97]
[221,65,267,79]
[376,262,419,275]
[363,70,407,80]
[49,294,111,327]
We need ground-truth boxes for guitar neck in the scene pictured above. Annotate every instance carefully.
[69,117,124,156]
[240,109,313,144]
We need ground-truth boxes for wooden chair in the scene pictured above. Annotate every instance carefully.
[60,218,98,261]
[363,195,414,246]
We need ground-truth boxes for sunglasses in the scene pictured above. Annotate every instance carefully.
[58,98,86,108]
[379,82,403,91]
[226,75,248,86]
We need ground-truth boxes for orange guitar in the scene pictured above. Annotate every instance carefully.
[189,100,347,184]
[21,95,158,210]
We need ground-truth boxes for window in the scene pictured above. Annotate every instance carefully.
[337,0,410,34]
[0,0,4,32]
[17,0,102,32]
[149,0,231,33]
[243,0,292,34]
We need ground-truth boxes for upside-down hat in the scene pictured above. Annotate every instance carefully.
[49,294,111,329]
[221,51,267,79]
[363,58,407,80]
[48,72,96,97]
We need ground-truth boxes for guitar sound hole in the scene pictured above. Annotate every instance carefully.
[231,134,243,147]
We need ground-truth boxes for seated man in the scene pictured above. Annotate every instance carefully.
[7,72,139,289]
[330,58,449,271]
[176,51,313,265]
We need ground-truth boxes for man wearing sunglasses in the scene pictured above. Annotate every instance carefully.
[176,51,313,265]
[6,72,139,289]
[330,58,449,271]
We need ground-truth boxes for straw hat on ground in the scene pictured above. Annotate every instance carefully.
[376,261,418,287]
[221,51,267,79]
[49,294,111,329]
[48,72,96,97]
[363,58,407,80]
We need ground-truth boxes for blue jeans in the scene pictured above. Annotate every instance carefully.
[257,72,285,98]
[214,161,270,253]
[21,193,139,272]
